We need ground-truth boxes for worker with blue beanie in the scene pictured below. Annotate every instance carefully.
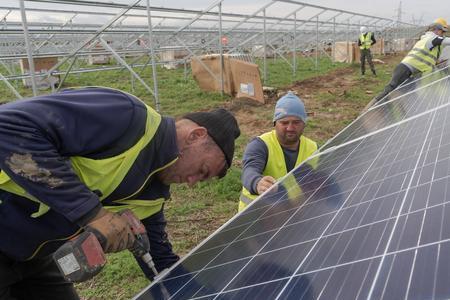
[239,91,317,211]
[273,91,308,124]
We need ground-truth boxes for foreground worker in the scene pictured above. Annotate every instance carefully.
[238,92,317,211]
[0,87,240,299]
[374,18,450,103]
[358,26,377,76]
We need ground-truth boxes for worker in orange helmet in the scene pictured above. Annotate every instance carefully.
[373,18,450,104]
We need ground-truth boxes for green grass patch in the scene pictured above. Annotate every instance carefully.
[257,56,346,88]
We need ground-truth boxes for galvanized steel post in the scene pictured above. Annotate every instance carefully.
[19,0,38,96]
[146,0,160,111]
[218,2,224,96]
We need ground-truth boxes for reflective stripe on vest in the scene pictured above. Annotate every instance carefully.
[401,38,441,73]
[239,131,317,211]
[0,90,173,220]
[359,32,372,50]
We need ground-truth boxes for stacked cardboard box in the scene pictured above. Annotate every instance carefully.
[191,54,264,103]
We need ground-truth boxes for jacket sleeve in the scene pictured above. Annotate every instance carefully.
[241,137,268,195]
[431,36,450,48]
[371,33,376,45]
[443,37,450,46]
[0,88,146,225]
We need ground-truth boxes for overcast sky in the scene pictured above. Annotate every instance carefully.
[2,0,448,26]
[147,0,446,24]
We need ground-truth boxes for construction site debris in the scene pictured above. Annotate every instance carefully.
[191,54,265,103]
[372,59,386,64]
[263,86,277,100]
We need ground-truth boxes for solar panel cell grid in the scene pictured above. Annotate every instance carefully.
[134,69,450,299]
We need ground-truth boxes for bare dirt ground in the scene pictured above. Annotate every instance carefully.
[229,54,402,145]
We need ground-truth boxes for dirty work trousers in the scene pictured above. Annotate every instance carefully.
[0,252,79,300]
[360,48,376,75]
[374,63,413,103]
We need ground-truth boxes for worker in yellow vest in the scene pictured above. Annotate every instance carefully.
[358,26,377,76]
[0,87,240,299]
[239,92,317,211]
[374,18,450,103]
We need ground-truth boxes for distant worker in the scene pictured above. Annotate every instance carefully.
[239,92,317,211]
[374,18,450,103]
[0,87,240,299]
[358,26,377,76]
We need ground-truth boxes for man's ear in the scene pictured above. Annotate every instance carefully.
[186,127,208,144]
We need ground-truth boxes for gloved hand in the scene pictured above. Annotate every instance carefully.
[85,208,136,253]
[256,176,277,195]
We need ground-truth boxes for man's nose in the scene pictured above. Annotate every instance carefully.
[286,123,296,130]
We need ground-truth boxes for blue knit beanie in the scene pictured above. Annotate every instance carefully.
[273,91,307,123]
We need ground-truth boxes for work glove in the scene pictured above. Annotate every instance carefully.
[85,208,136,253]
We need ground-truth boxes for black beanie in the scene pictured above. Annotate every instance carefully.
[183,109,240,168]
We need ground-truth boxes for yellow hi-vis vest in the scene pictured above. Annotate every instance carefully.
[402,37,442,73]
[359,32,373,50]
[0,100,176,221]
[239,130,317,211]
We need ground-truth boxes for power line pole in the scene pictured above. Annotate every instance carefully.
[397,1,402,25]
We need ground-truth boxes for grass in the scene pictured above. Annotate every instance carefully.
[256,55,347,88]
[0,53,404,299]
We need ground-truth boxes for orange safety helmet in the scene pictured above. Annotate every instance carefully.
[433,18,448,32]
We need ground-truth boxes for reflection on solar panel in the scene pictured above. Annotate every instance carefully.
[134,64,450,299]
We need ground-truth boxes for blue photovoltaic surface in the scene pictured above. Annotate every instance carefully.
[134,67,450,299]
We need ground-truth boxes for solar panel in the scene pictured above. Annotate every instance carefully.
[133,65,450,300]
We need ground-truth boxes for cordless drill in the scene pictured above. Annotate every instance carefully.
[53,209,158,282]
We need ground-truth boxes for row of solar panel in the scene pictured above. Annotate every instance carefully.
[135,64,450,299]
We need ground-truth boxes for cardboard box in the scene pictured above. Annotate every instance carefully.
[384,38,418,54]
[191,54,264,103]
[88,43,111,65]
[88,54,110,65]
[160,49,189,69]
[333,38,386,63]
[393,38,416,52]
[371,38,385,55]
[332,42,358,63]
[20,57,59,90]
[252,45,276,58]
[229,58,264,103]
[191,54,234,94]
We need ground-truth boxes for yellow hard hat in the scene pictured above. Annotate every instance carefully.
[433,18,448,32]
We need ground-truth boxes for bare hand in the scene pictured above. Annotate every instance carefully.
[256,176,277,195]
